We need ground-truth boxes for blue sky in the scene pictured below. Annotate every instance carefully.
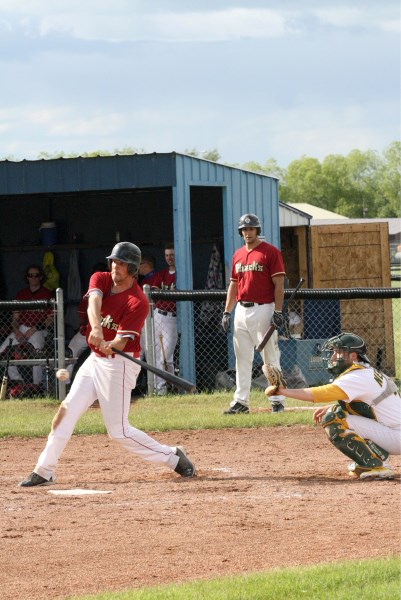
[0,1,399,166]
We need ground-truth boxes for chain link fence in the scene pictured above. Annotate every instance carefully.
[0,287,399,399]
[148,287,400,394]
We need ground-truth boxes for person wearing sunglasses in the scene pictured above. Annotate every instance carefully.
[0,264,53,396]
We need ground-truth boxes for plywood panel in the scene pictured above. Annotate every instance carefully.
[310,222,394,374]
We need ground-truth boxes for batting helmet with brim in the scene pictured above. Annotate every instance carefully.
[238,213,261,236]
[322,332,370,375]
[106,242,141,276]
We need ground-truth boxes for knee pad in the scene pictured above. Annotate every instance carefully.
[322,405,388,468]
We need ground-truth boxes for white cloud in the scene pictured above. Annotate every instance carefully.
[314,6,400,33]
[35,8,298,43]
[1,2,398,43]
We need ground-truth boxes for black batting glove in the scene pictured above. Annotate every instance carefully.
[221,312,231,333]
[272,310,284,328]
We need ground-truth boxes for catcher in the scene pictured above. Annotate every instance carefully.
[264,333,401,480]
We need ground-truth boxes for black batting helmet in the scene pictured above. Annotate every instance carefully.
[106,242,141,276]
[238,213,261,236]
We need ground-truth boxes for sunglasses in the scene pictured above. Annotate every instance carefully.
[27,273,40,278]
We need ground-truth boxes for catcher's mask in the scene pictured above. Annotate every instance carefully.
[106,242,141,276]
[238,213,261,236]
[322,332,370,376]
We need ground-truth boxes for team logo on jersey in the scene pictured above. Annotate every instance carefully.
[235,261,264,273]
[161,282,176,290]
[100,314,118,332]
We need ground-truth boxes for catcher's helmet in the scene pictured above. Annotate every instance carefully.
[106,242,141,276]
[238,213,261,236]
[322,332,370,376]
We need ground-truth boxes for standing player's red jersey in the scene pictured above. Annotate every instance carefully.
[151,268,176,313]
[231,241,285,303]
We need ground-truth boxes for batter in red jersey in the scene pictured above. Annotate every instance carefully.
[19,242,196,487]
[221,214,286,414]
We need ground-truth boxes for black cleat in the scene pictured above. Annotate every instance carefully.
[223,402,249,415]
[18,472,55,487]
[272,403,285,413]
[174,446,196,478]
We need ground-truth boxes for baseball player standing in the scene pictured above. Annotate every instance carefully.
[19,242,196,487]
[150,243,178,395]
[137,255,158,360]
[265,333,401,480]
[222,214,286,414]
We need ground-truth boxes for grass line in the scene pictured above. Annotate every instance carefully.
[70,556,401,599]
[0,391,313,438]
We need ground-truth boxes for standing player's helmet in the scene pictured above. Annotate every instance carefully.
[322,332,370,376]
[238,213,261,236]
[106,242,141,276]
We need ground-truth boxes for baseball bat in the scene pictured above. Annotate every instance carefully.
[159,334,177,393]
[111,347,196,393]
[0,340,13,400]
[255,278,305,353]
[159,334,168,372]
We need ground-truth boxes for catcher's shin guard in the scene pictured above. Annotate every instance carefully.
[321,405,389,468]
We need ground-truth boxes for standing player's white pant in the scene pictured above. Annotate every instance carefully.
[231,303,283,407]
[33,352,179,480]
[0,325,47,385]
[153,309,178,393]
[66,331,88,379]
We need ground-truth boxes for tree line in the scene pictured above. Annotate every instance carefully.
[5,142,400,218]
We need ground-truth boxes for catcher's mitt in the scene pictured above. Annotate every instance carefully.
[262,364,287,397]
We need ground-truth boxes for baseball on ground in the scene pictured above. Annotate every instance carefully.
[56,368,70,381]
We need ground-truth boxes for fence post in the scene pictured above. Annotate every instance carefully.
[143,285,155,395]
[56,288,66,401]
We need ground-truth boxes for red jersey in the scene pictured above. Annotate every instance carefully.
[86,272,149,355]
[15,286,53,327]
[231,241,285,303]
[138,271,159,289]
[151,268,176,313]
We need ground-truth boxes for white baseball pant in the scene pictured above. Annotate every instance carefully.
[33,351,179,480]
[0,325,47,385]
[153,310,178,393]
[232,303,283,407]
[346,414,401,455]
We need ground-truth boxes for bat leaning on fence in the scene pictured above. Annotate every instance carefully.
[159,334,169,372]
[255,278,305,353]
[111,347,196,394]
[0,339,13,400]
[159,334,178,393]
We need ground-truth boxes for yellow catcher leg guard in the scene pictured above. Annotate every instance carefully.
[322,405,389,468]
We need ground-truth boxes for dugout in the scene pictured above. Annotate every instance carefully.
[0,152,292,385]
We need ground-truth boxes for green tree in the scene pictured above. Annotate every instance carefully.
[279,156,327,206]
[375,141,401,217]
[278,143,400,218]
[183,148,221,161]
[37,146,144,159]
[241,158,284,179]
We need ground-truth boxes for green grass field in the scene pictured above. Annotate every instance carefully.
[70,557,400,599]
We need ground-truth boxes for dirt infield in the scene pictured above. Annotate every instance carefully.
[1,425,400,600]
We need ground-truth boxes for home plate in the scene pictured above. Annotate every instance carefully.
[48,489,113,496]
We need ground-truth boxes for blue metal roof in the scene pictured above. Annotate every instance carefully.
[0,153,178,194]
